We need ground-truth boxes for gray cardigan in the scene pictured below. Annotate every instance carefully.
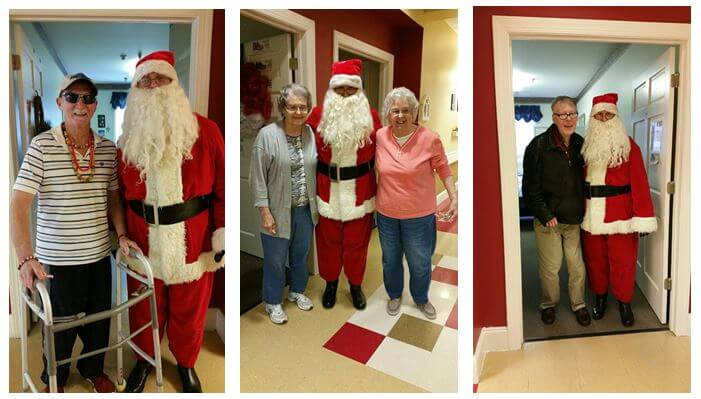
[249,121,318,239]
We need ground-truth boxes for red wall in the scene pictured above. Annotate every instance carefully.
[208,9,225,314]
[291,10,422,105]
[473,6,690,351]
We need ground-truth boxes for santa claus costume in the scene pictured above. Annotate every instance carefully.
[117,51,225,392]
[306,59,382,309]
[581,93,656,327]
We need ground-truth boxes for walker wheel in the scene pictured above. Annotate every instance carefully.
[116,379,127,392]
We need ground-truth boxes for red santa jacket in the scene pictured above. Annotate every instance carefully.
[306,106,382,221]
[118,113,225,284]
[582,137,657,235]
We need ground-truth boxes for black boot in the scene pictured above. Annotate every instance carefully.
[322,280,338,308]
[618,301,635,327]
[592,294,608,320]
[350,284,366,310]
[125,360,153,393]
[177,364,202,393]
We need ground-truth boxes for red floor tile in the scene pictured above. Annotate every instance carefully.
[432,266,458,286]
[323,322,385,364]
[445,302,458,330]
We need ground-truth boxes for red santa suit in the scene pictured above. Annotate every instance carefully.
[305,61,382,286]
[581,93,656,303]
[118,51,225,368]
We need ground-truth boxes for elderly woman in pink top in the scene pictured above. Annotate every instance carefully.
[375,87,457,319]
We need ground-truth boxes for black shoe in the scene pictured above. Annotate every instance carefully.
[619,301,635,327]
[541,307,556,324]
[322,280,338,308]
[125,360,153,393]
[177,364,202,393]
[592,294,608,320]
[350,284,366,310]
[574,307,591,326]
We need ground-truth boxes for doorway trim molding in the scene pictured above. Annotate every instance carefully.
[492,15,691,351]
[333,30,394,106]
[9,9,213,115]
[240,9,317,106]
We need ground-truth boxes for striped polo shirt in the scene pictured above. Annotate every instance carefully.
[13,125,118,266]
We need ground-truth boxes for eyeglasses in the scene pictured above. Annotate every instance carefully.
[62,92,97,104]
[137,76,173,87]
[553,112,579,120]
[390,108,413,116]
[285,105,309,113]
[594,112,616,121]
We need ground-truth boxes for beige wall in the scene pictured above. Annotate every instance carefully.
[410,10,458,154]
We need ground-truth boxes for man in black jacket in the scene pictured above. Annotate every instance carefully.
[522,96,590,327]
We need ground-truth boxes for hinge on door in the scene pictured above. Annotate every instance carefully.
[671,72,680,88]
[12,54,21,71]
[289,58,299,71]
[664,278,672,290]
[667,181,675,195]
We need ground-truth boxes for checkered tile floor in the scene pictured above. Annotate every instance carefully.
[323,254,458,392]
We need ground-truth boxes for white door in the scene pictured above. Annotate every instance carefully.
[240,33,293,257]
[631,47,676,323]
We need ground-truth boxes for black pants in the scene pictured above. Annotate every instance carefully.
[40,256,112,386]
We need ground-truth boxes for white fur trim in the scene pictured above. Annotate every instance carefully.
[317,195,375,221]
[329,74,362,89]
[133,60,179,87]
[591,102,618,116]
[317,144,375,221]
[212,227,225,253]
[123,249,223,285]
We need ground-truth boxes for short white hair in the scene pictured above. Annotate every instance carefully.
[382,87,419,125]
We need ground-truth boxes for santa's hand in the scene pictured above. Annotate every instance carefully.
[215,250,225,262]
[119,235,142,256]
[546,217,558,228]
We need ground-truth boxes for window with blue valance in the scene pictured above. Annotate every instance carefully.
[110,92,128,110]
[515,105,542,123]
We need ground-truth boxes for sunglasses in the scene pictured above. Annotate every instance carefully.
[62,92,97,105]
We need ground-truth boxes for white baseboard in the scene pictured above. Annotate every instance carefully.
[205,308,225,343]
[473,326,509,383]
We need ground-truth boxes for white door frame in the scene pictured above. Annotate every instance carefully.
[9,9,213,115]
[240,9,317,105]
[333,30,394,106]
[492,16,691,351]
[8,9,213,339]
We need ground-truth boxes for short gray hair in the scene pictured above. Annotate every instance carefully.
[277,83,312,117]
[382,87,420,125]
[551,96,577,111]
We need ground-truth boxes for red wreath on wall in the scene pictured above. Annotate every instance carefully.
[241,62,272,121]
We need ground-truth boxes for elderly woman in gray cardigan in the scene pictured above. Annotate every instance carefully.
[249,83,318,324]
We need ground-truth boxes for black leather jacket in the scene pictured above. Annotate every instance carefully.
[522,124,585,225]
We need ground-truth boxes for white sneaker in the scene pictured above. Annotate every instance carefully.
[265,303,288,324]
[287,292,314,311]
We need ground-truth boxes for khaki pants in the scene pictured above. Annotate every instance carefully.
[533,219,586,311]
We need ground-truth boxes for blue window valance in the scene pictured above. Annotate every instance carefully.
[110,92,128,110]
[515,105,542,123]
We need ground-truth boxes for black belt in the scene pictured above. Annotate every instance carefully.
[129,195,210,225]
[317,159,374,181]
[584,183,631,199]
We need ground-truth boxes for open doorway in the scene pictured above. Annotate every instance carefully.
[338,49,381,110]
[511,39,680,341]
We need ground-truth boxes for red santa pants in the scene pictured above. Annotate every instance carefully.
[127,272,214,368]
[582,232,639,303]
[316,214,374,285]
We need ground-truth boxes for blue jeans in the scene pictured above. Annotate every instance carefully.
[260,206,314,305]
[376,212,436,304]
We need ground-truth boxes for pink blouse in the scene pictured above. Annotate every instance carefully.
[375,125,452,219]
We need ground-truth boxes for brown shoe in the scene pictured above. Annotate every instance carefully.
[574,307,591,326]
[87,374,116,393]
[541,307,556,324]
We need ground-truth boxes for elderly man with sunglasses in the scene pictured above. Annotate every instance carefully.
[10,73,140,392]
[117,51,225,393]
[522,96,591,327]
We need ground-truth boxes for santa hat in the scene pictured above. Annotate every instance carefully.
[132,50,179,87]
[329,59,363,89]
[591,92,618,116]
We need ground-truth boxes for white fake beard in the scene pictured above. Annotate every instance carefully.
[118,83,199,180]
[581,115,631,168]
[317,89,373,151]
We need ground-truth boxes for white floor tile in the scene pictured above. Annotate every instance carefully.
[437,255,458,270]
[347,289,400,335]
[366,336,432,390]
[416,327,458,392]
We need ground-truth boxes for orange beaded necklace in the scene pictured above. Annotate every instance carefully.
[62,123,95,182]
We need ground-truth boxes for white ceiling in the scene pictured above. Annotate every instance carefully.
[39,22,183,84]
[512,40,621,99]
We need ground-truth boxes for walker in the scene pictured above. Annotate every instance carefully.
[19,249,164,393]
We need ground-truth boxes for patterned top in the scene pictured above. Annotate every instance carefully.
[286,134,309,207]
[13,125,118,266]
